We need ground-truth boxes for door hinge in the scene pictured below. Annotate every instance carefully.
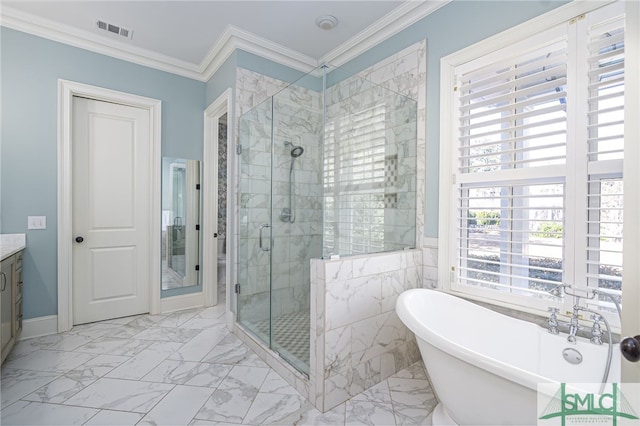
[235,283,240,294]
[196,183,201,190]
[213,232,218,238]
[236,145,242,155]
[195,265,200,271]
[195,224,200,231]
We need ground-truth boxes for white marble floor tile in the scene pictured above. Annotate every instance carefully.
[63,377,174,413]
[201,334,268,367]
[180,316,228,330]
[67,322,123,339]
[351,380,392,404]
[2,349,94,373]
[121,314,167,329]
[391,361,427,380]
[84,409,144,425]
[391,403,433,426]
[154,309,200,328]
[131,326,201,343]
[195,365,269,423]
[168,325,230,362]
[189,420,246,426]
[195,387,251,424]
[387,377,434,407]
[0,400,98,425]
[141,359,232,387]
[345,400,397,426]
[6,337,52,360]
[0,305,436,426]
[243,392,308,425]
[139,385,214,426]
[102,324,149,339]
[24,354,131,403]
[9,332,93,356]
[259,369,301,395]
[105,342,182,380]
[275,401,347,426]
[74,337,154,356]
[0,369,60,408]
[196,305,226,320]
[388,377,436,425]
[23,373,97,404]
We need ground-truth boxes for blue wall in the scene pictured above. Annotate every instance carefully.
[1,27,206,319]
[1,0,569,320]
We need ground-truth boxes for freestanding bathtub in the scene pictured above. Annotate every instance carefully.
[396,289,620,425]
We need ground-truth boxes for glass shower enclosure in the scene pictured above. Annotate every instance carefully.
[237,65,417,375]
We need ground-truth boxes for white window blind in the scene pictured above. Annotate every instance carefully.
[585,10,625,310]
[444,1,625,319]
[458,38,568,174]
[324,104,387,255]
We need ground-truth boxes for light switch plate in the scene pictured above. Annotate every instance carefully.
[28,216,47,230]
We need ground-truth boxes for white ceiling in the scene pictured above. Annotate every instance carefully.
[2,1,413,66]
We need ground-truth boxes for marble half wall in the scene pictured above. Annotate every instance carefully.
[310,249,423,411]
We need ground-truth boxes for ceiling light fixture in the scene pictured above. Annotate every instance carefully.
[315,15,338,31]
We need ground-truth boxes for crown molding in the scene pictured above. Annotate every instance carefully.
[320,0,451,67]
[1,1,449,82]
[0,6,205,81]
[199,25,317,81]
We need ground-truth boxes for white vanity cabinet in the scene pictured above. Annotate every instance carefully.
[1,250,23,363]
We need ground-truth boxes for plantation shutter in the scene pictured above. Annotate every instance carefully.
[454,25,569,297]
[449,2,625,314]
[585,9,625,308]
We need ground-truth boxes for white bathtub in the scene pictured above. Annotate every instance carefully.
[396,289,620,425]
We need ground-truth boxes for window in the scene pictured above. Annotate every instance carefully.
[440,1,626,325]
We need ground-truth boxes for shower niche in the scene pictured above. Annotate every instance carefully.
[237,63,418,381]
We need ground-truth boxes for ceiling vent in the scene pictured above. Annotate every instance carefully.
[96,20,133,40]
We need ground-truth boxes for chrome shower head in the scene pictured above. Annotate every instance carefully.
[284,141,304,158]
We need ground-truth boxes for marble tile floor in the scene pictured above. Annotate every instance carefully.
[1,305,437,425]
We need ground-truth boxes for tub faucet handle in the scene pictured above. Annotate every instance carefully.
[547,307,560,335]
[590,314,603,345]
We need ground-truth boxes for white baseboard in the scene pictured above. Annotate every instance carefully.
[160,292,204,314]
[20,315,58,340]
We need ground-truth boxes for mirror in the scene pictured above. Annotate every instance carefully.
[162,157,201,290]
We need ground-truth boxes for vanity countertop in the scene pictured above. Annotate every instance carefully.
[1,234,26,261]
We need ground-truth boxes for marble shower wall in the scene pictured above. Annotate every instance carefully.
[354,40,427,251]
[309,40,428,412]
[310,250,423,411]
[233,39,428,412]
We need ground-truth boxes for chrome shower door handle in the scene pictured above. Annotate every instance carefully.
[259,224,271,252]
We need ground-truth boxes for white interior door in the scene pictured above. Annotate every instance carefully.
[72,96,151,325]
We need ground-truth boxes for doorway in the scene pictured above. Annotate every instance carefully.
[57,80,161,332]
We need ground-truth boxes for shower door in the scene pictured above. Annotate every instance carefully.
[237,99,273,343]
[237,75,321,376]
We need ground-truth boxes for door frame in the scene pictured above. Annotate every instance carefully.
[622,0,640,382]
[203,89,233,320]
[57,79,162,332]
